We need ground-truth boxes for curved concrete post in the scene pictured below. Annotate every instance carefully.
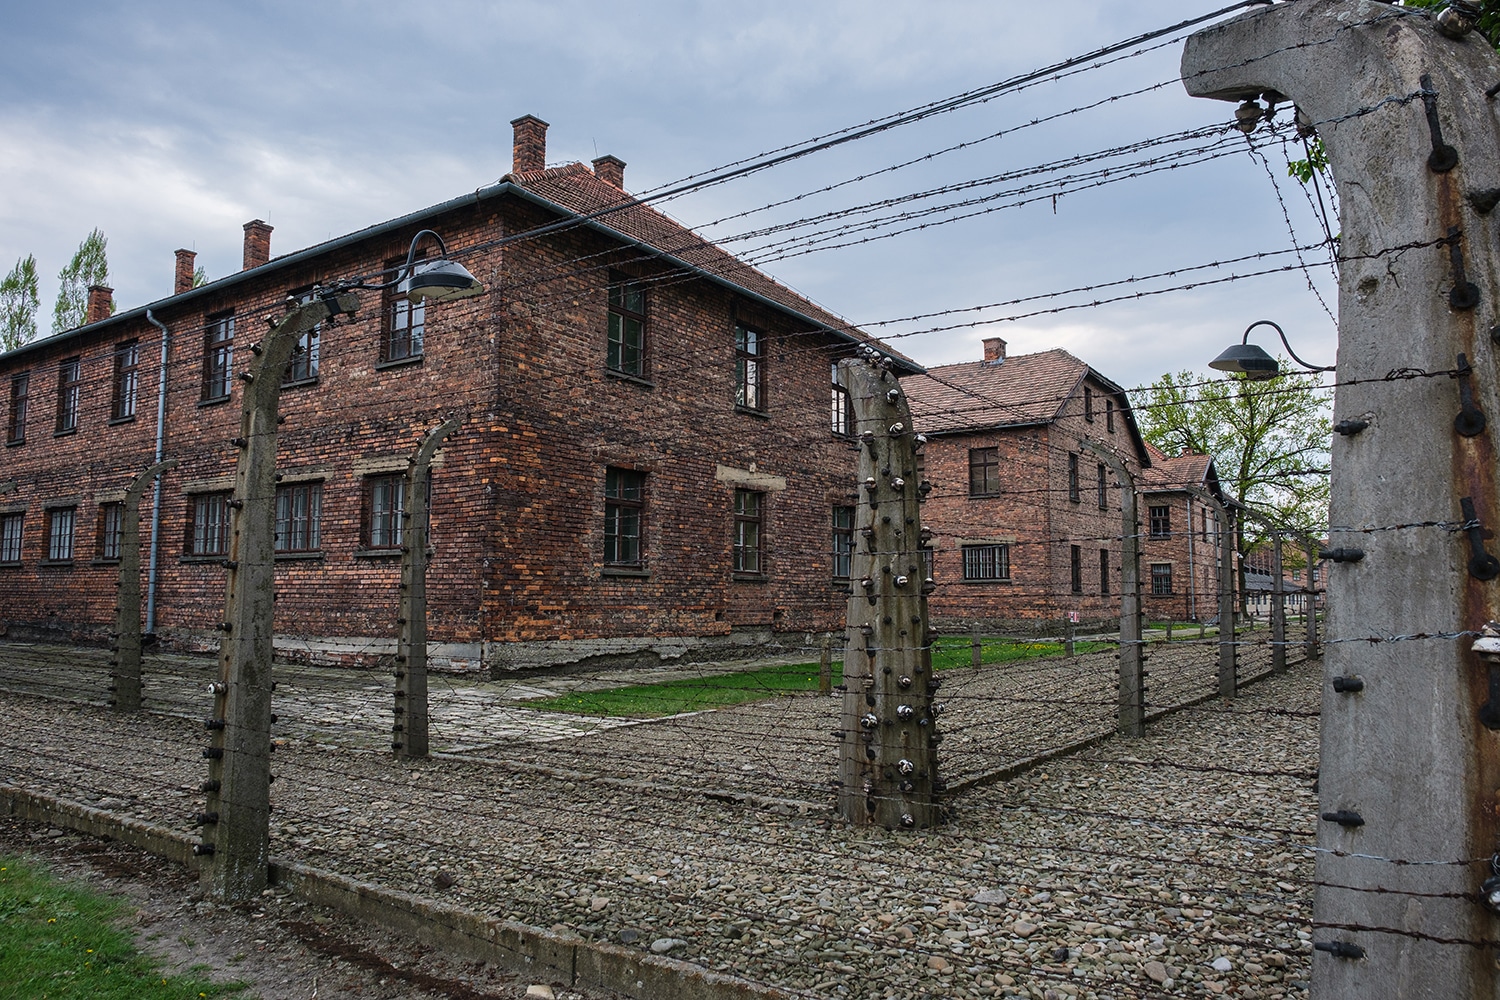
[395,417,459,759]
[1081,440,1144,736]
[110,458,179,711]
[1186,4,1500,994]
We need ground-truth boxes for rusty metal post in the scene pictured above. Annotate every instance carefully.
[199,291,357,902]
[1083,440,1142,736]
[1271,530,1287,673]
[835,356,940,829]
[109,458,178,711]
[395,417,458,758]
[1186,5,1500,993]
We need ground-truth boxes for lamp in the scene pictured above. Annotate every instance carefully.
[396,230,484,303]
[1209,320,1333,381]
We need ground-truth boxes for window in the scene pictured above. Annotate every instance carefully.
[607,274,647,377]
[969,447,1000,497]
[832,505,854,579]
[112,341,139,420]
[962,543,1010,581]
[1151,563,1174,595]
[1084,385,1094,422]
[274,482,322,553]
[733,489,763,574]
[366,475,405,549]
[734,324,764,411]
[189,492,231,556]
[98,502,124,561]
[7,373,27,444]
[1068,453,1080,503]
[46,507,75,562]
[1099,549,1110,595]
[1149,505,1172,539]
[1070,544,1082,593]
[604,468,646,567]
[831,363,852,437]
[1105,399,1115,433]
[0,512,22,563]
[56,358,80,433]
[384,258,426,363]
[1097,462,1107,510]
[203,312,235,400]
[284,325,319,383]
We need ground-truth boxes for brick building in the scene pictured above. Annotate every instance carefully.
[900,338,1149,630]
[0,115,919,671]
[1137,442,1232,623]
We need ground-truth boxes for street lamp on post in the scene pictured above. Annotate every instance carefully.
[391,230,484,303]
[1208,320,1334,381]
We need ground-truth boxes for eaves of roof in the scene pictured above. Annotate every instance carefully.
[2,178,923,376]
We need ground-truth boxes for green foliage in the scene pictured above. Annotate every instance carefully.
[0,255,40,353]
[1138,368,1331,539]
[1286,136,1328,185]
[0,855,245,999]
[52,229,109,334]
[1402,0,1500,48]
[193,266,209,289]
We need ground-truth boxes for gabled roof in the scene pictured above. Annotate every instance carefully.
[1139,442,1225,500]
[507,164,919,370]
[901,347,1149,463]
[2,161,919,374]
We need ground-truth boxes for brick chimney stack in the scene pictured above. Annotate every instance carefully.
[174,249,197,294]
[592,155,626,189]
[242,220,273,271]
[983,337,1007,364]
[86,285,114,325]
[511,115,549,174]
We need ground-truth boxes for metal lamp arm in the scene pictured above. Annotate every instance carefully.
[1245,319,1334,373]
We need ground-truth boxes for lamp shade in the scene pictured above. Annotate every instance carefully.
[403,259,484,303]
[1209,342,1280,380]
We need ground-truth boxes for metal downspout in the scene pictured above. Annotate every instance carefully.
[143,309,170,635]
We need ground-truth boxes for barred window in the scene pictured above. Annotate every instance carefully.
[1068,453,1080,503]
[274,482,322,553]
[1151,563,1174,595]
[46,507,76,562]
[99,502,124,561]
[189,492,231,556]
[366,475,405,549]
[604,468,646,566]
[962,543,1010,581]
[1070,544,1082,594]
[0,512,23,563]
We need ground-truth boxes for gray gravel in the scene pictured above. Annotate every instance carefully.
[0,636,1317,999]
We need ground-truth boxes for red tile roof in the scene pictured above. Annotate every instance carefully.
[1140,442,1217,494]
[901,348,1094,433]
[507,163,918,370]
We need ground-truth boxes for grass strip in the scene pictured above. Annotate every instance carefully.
[0,854,246,1000]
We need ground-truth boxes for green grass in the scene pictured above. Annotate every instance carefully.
[0,855,247,1000]
[522,638,1110,718]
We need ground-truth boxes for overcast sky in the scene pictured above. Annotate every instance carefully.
[0,1,1342,390]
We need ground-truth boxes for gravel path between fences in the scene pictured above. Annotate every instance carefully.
[1,637,1318,999]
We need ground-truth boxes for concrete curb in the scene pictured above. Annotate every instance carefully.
[1,785,788,1000]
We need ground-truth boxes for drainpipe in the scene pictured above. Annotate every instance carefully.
[143,309,171,635]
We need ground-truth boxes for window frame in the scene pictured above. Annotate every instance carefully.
[284,324,320,385]
[1099,548,1110,595]
[1151,563,1174,595]
[274,481,323,555]
[382,255,426,365]
[733,488,764,576]
[962,543,1011,582]
[831,505,854,580]
[111,340,139,421]
[55,357,81,434]
[1084,385,1094,422]
[734,324,766,412]
[7,372,27,445]
[1068,453,1080,503]
[606,272,648,379]
[1070,544,1082,594]
[188,491,232,557]
[364,474,406,551]
[969,447,1001,498]
[830,363,853,437]
[98,502,124,562]
[1096,462,1108,511]
[45,506,76,563]
[202,311,235,402]
[1105,399,1115,433]
[1149,505,1172,539]
[0,511,23,563]
[603,467,646,569]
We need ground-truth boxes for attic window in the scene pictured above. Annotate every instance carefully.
[1084,386,1094,422]
[1105,399,1115,433]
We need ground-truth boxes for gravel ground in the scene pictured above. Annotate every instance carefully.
[0,636,1318,999]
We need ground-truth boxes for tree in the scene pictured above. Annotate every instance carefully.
[1137,366,1331,539]
[53,228,109,333]
[0,254,40,353]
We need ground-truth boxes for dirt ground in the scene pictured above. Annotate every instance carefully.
[0,816,625,1000]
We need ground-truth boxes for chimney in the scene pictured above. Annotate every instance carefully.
[982,337,1007,364]
[174,249,197,295]
[86,285,114,325]
[592,155,626,189]
[511,114,549,174]
[242,219,273,271]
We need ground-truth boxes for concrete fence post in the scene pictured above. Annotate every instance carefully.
[1082,440,1142,737]
[1271,530,1286,673]
[109,458,178,711]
